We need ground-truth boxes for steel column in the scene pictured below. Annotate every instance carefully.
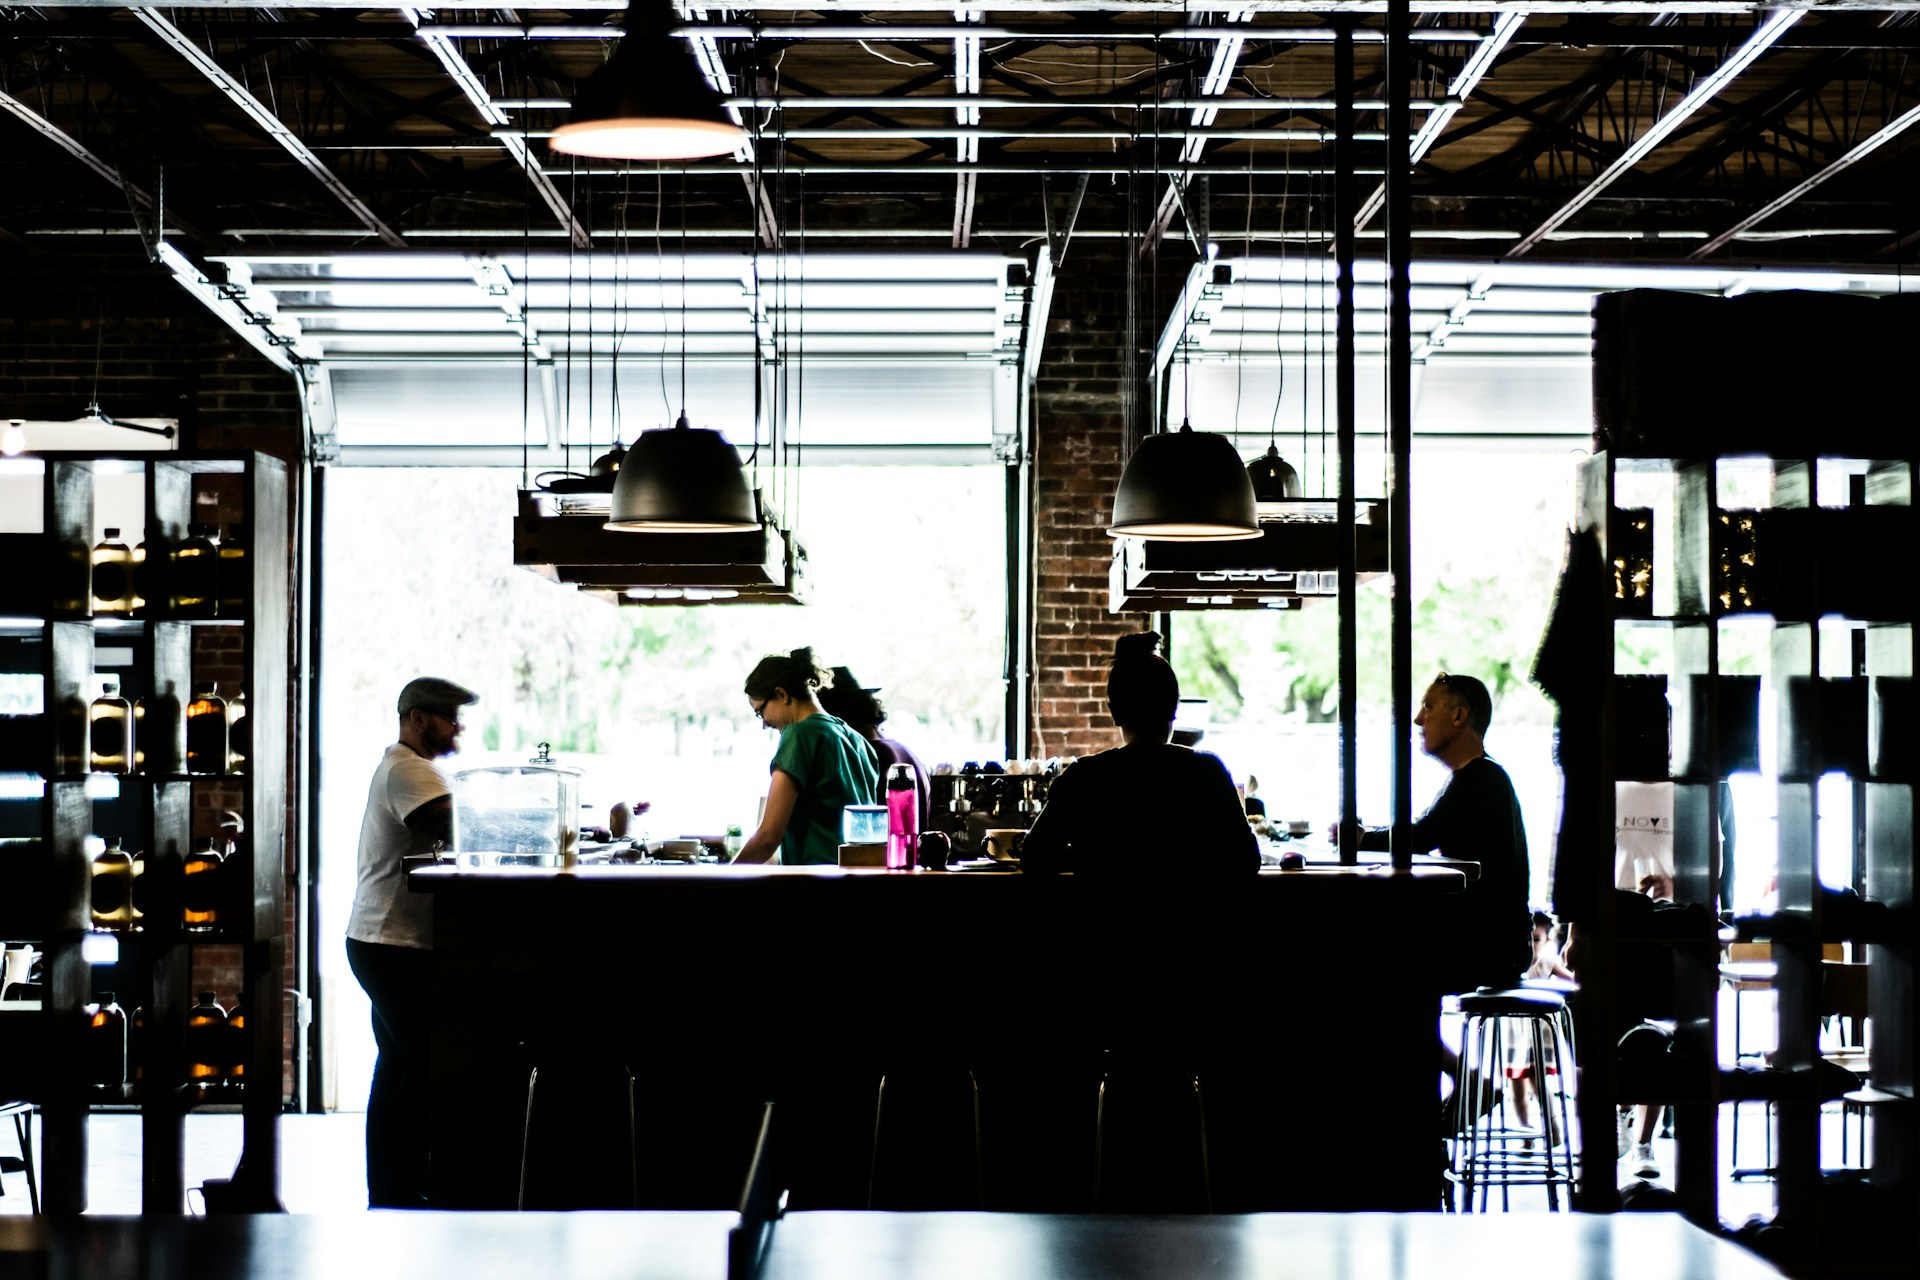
[1387,0,1415,867]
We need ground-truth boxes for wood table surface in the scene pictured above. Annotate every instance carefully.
[0,1211,1782,1280]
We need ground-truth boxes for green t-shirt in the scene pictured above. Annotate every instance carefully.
[770,712,880,864]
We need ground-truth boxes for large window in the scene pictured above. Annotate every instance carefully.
[316,463,1007,1106]
[1169,446,1582,908]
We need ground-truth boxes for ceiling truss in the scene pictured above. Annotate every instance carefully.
[0,4,1914,266]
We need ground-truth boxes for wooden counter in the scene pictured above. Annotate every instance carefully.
[414,863,1465,1213]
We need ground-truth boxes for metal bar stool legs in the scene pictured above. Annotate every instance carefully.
[518,1063,639,1210]
[1093,1054,1212,1214]
[868,1067,986,1210]
[1447,989,1578,1212]
[0,1103,37,1214]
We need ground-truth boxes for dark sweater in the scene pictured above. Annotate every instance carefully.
[1021,742,1259,877]
[1361,755,1532,989]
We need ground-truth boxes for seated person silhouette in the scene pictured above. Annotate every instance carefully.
[1021,632,1257,878]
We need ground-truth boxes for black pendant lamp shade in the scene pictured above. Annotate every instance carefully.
[550,0,747,160]
[605,415,759,532]
[1108,422,1262,541]
[1247,444,1302,501]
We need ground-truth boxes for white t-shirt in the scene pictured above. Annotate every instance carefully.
[346,743,451,949]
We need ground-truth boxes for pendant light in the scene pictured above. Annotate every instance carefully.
[1108,420,1262,541]
[550,0,747,161]
[1246,446,1301,500]
[605,413,759,532]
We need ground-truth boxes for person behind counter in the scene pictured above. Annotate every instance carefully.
[1350,672,1530,994]
[1021,632,1258,876]
[817,665,930,830]
[344,675,477,1208]
[735,647,880,865]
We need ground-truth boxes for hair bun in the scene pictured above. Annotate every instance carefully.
[1113,631,1164,663]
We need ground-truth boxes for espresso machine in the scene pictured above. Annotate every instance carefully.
[927,761,1061,859]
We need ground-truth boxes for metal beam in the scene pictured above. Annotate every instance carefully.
[1692,103,1920,257]
[1508,8,1805,257]
[20,1,1920,9]
[1355,9,1526,228]
[420,21,1494,42]
[1386,0,1414,868]
[400,7,589,248]
[0,86,218,247]
[954,7,983,247]
[133,9,406,247]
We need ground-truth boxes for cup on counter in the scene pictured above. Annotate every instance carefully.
[983,828,1026,863]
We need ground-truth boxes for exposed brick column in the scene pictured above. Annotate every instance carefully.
[1027,242,1186,759]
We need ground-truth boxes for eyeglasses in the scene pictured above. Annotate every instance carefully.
[1434,672,1452,685]
[750,698,768,723]
[422,707,463,730]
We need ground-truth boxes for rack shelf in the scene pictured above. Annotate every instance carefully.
[1573,436,1916,1260]
[1,451,288,1214]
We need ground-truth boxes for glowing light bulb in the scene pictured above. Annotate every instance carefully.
[1,420,24,457]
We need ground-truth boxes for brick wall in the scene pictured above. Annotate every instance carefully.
[1027,242,1187,759]
[4,243,304,1101]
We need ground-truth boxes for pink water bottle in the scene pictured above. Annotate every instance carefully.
[885,763,918,870]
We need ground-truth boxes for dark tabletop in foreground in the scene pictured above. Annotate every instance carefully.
[0,1211,1781,1280]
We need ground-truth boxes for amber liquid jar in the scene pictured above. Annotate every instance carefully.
[182,837,224,932]
[85,993,128,1087]
[185,991,227,1083]
[128,845,147,930]
[225,994,247,1084]
[170,524,219,618]
[226,692,248,776]
[90,836,134,931]
[135,683,184,776]
[186,683,228,775]
[90,676,134,775]
[91,528,136,617]
[217,523,248,619]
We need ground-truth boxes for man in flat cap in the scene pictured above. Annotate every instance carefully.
[344,675,477,1207]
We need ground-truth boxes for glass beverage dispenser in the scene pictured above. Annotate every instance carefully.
[451,743,582,868]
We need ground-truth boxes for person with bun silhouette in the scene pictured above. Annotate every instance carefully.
[735,647,880,865]
[1021,631,1257,876]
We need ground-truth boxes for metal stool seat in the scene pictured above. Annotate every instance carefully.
[1448,987,1578,1212]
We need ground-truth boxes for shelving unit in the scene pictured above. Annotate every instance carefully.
[0,451,287,1213]
[1575,444,1916,1258]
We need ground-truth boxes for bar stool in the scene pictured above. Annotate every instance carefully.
[518,1060,639,1209]
[867,1065,985,1210]
[1093,1050,1212,1213]
[0,1101,37,1214]
[1447,988,1577,1212]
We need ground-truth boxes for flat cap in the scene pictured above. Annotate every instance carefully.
[397,676,479,716]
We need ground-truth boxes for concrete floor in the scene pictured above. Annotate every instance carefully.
[0,1112,370,1215]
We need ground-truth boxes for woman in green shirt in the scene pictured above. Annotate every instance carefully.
[735,646,880,865]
